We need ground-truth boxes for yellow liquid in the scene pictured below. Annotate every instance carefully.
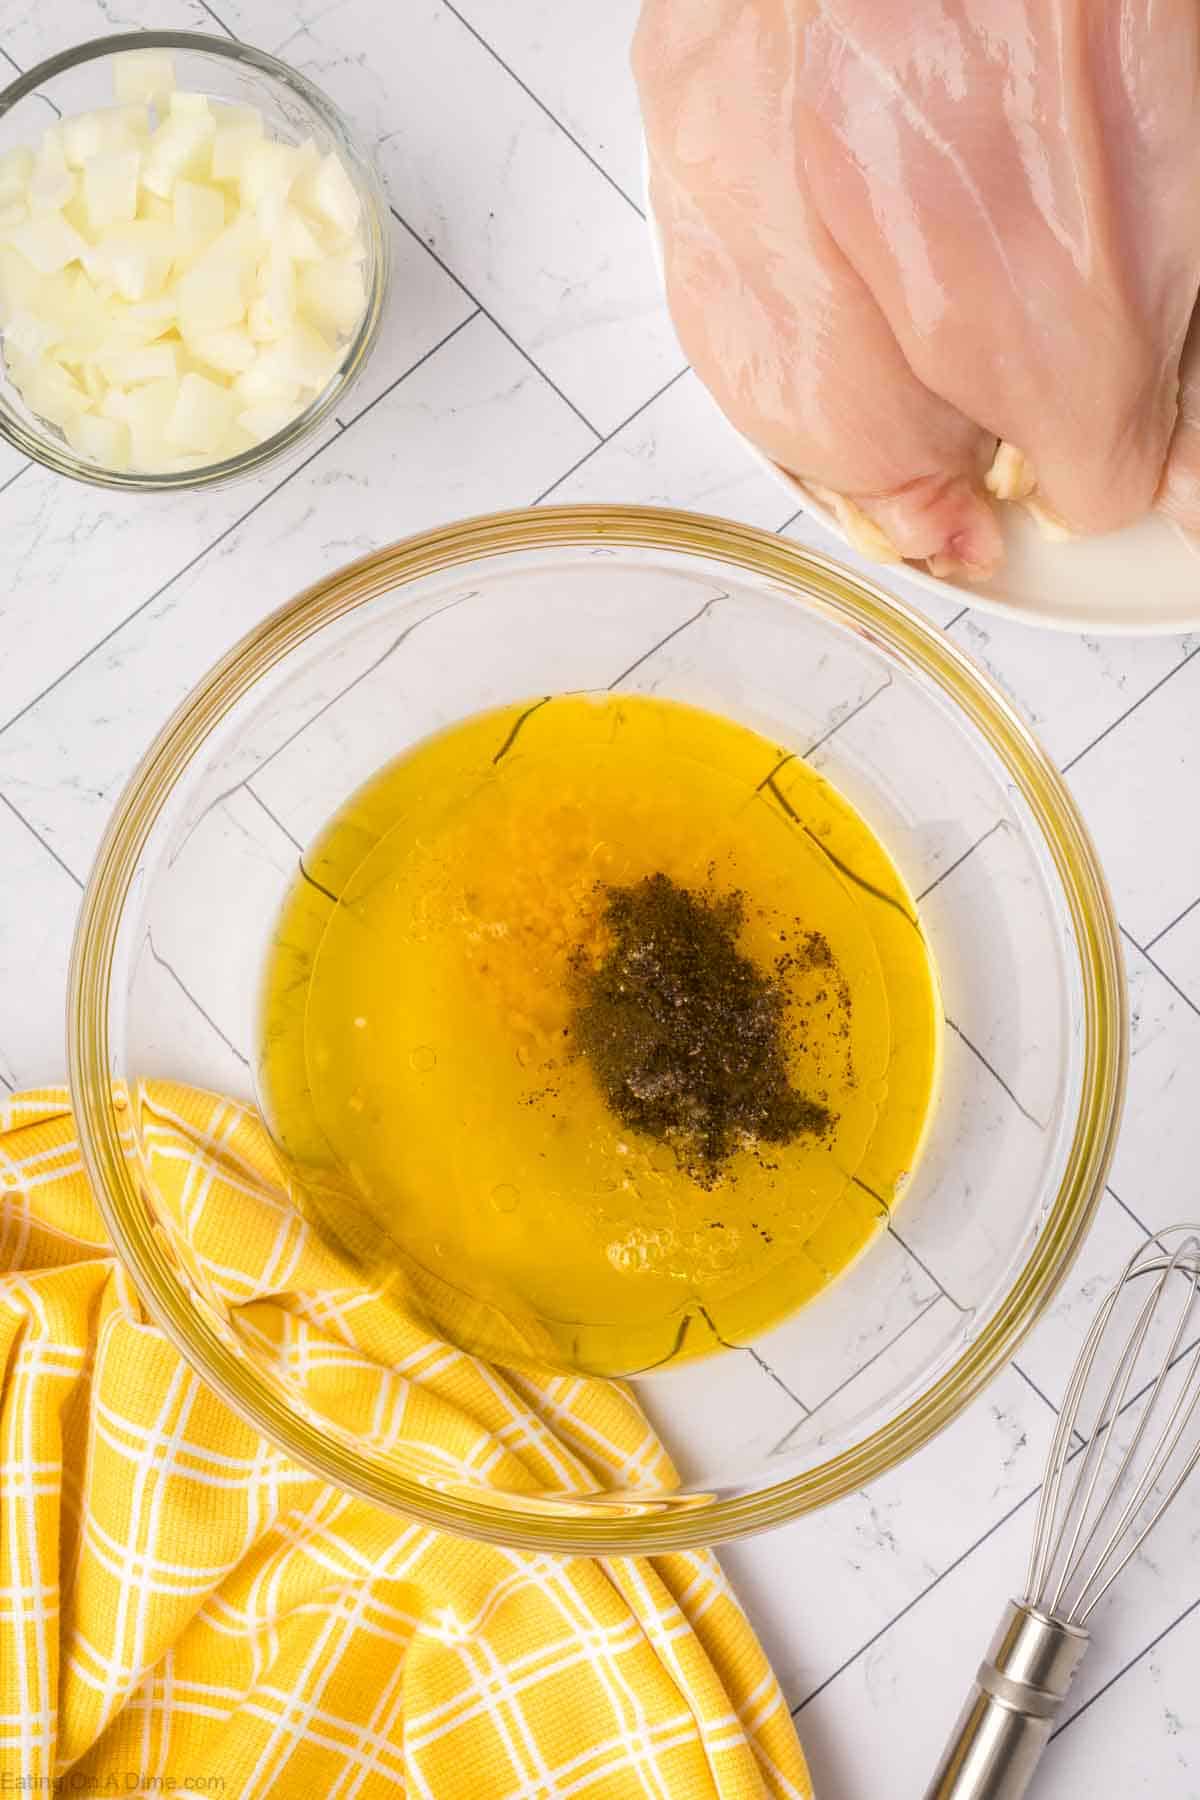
[258,695,940,1376]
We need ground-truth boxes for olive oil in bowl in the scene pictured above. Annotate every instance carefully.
[258,694,939,1376]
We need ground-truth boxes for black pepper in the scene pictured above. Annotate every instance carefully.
[570,873,834,1185]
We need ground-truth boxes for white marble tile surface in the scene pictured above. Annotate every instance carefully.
[1014,1188,1157,1408]
[1,0,208,67]
[1153,900,1200,1010]
[1,6,1197,1796]
[448,0,645,207]
[946,611,1198,769]
[1068,652,1200,946]
[1038,1597,1200,1799]
[537,368,796,527]
[722,1361,1058,1717]
[0,425,310,727]
[1106,941,1200,1237]
[0,314,593,876]
[0,439,28,488]
[0,797,81,1089]
[212,0,683,435]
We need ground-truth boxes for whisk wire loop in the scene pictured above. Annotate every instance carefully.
[928,1227,1200,1800]
[1025,1231,1200,1625]
[1074,1300,1200,1623]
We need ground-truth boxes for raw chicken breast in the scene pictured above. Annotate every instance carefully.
[1160,308,1200,532]
[637,0,1200,563]
[797,0,1200,535]
[636,0,1003,574]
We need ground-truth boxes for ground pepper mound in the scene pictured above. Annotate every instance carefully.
[571,872,833,1184]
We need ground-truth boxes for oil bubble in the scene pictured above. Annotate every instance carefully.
[410,1044,437,1073]
[490,1183,520,1214]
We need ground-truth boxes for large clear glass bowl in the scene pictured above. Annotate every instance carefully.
[0,31,388,489]
[68,506,1126,1552]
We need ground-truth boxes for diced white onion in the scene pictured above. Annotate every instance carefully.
[113,50,177,111]
[83,147,141,232]
[5,211,88,274]
[0,59,371,472]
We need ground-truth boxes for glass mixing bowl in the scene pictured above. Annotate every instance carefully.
[68,506,1126,1552]
[0,31,388,489]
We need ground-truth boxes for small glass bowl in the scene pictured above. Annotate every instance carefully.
[68,506,1127,1554]
[0,30,389,490]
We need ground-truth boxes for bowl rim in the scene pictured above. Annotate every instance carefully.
[0,29,388,491]
[68,503,1128,1552]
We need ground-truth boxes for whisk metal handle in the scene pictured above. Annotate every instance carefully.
[923,1602,1089,1800]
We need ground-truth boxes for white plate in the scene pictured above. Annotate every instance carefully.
[644,168,1200,635]
[741,434,1200,636]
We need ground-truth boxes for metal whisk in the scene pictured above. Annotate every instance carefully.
[926,1227,1200,1800]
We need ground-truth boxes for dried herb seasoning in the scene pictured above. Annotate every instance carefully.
[571,872,833,1183]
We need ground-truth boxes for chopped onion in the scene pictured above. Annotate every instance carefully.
[113,50,178,111]
[0,50,370,473]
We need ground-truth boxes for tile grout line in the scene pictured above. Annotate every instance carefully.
[1146,891,1200,952]
[1063,643,1200,773]
[176,540,785,883]
[1106,1183,1161,1248]
[338,306,480,434]
[1049,1594,1200,1745]
[0,462,30,497]
[0,437,334,742]
[886,1220,966,1313]
[1084,1329,1200,1455]
[1146,890,1200,952]
[0,309,482,744]
[744,1346,810,1416]
[0,41,63,120]
[193,0,238,38]
[797,1451,1200,1735]
[799,1290,945,1428]
[793,1326,1200,1718]
[790,1475,1044,1715]
[801,677,891,761]
[438,0,646,220]
[531,364,691,505]
[1121,924,1200,1025]
[387,205,604,441]
[244,785,302,852]
[244,589,479,804]
[145,932,250,1069]
[0,790,84,891]
[607,591,725,689]
[945,1016,1044,1129]
[114,496,723,876]
[0,196,608,747]
[67,437,994,967]
[1009,1359,1061,1420]
[916,820,1004,905]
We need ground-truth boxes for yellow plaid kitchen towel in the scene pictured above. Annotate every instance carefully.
[0,1084,811,1799]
